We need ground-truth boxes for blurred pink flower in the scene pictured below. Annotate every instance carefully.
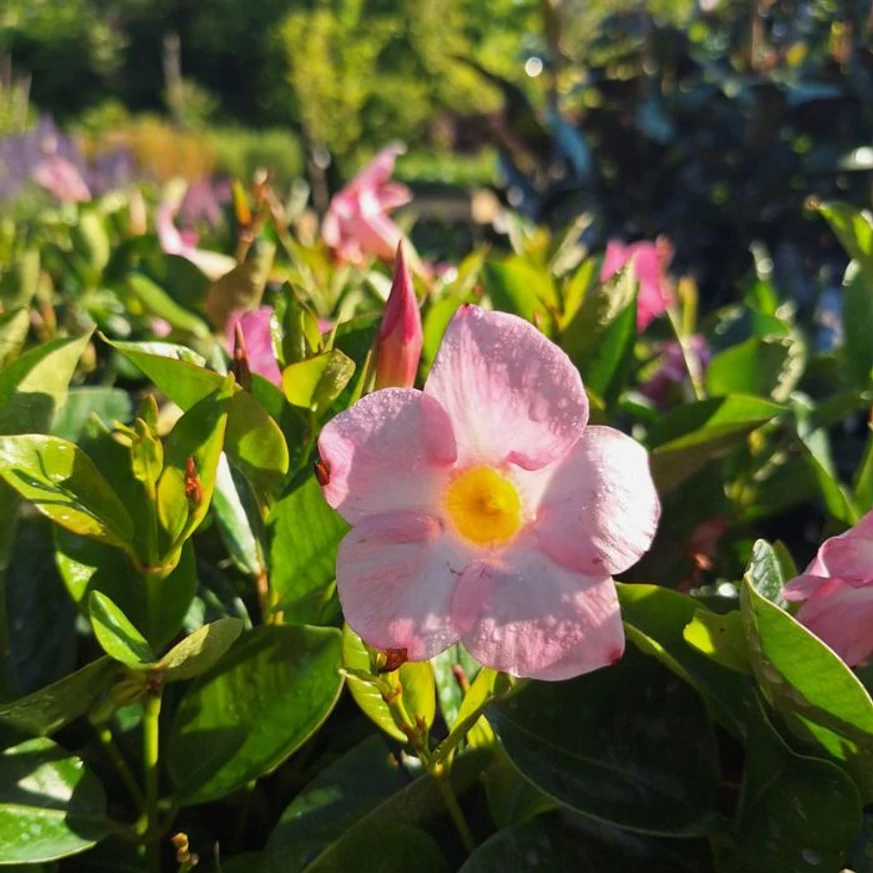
[640,335,710,407]
[782,511,873,665]
[32,156,91,204]
[318,305,660,680]
[226,307,282,386]
[157,184,235,281]
[374,244,422,389]
[322,144,411,264]
[601,238,674,331]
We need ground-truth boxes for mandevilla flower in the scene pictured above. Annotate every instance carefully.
[782,511,873,666]
[374,244,422,389]
[601,237,674,331]
[322,144,411,264]
[317,305,660,680]
[32,155,91,204]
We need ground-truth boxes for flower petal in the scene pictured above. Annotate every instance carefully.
[336,512,469,660]
[317,388,457,524]
[452,544,623,680]
[815,510,873,582]
[781,573,828,602]
[424,306,588,470]
[534,426,660,575]
[795,577,873,666]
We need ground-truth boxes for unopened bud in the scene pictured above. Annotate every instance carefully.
[374,243,422,390]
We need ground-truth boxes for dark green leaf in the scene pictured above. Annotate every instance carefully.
[51,388,133,443]
[168,625,343,803]
[88,592,154,669]
[157,618,243,682]
[0,737,110,863]
[705,334,805,401]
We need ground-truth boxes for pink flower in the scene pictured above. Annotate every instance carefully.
[317,305,660,680]
[157,184,235,281]
[322,144,412,264]
[226,307,282,386]
[782,512,873,666]
[32,156,91,204]
[601,238,674,331]
[640,335,710,407]
[374,244,422,389]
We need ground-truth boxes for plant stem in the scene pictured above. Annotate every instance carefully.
[433,763,476,854]
[143,691,162,872]
[95,724,145,812]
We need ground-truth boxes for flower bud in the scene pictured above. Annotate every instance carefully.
[374,243,422,389]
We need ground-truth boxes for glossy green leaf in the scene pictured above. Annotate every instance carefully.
[802,442,860,526]
[482,258,555,325]
[561,264,636,404]
[88,591,154,668]
[423,295,465,364]
[268,474,348,621]
[0,435,135,549]
[341,625,436,743]
[841,265,873,386]
[0,658,118,736]
[683,609,750,673]
[125,273,209,338]
[212,454,264,577]
[482,750,555,829]
[51,387,133,443]
[459,814,710,872]
[488,646,719,834]
[648,394,783,491]
[0,737,110,863]
[451,666,500,749]
[204,242,273,329]
[705,333,806,401]
[744,538,789,607]
[0,309,31,368]
[56,531,197,650]
[431,644,481,729]
[0,331,92,435]
[741,572,873,796]
[157,618,243,682]
[281,349,356,413]
[168,624,343,803]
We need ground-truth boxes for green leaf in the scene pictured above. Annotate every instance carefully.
[561,264,637,404]
[281,349,356,414]
[56,531,197,651]
[212,454,264,577]
[0,309,31,368]
[682,609,751,673]
[648,394,783,492]
[818,201,873,278]
[204,242,274,329]
[71,211,110,275]
[459,814,710,873]
[431,645,480,729]
[107,340,288,493]
[482,258,555,325]
[0,435,135,549]
[802,442,860,526]
[705,333,806,401]
[268,475,348,621]
[482,750,555,829]
[841,265,873,386]
[741,572,873,797]
[744,538,789,607]
[0,658,118,736]
[855,425,873,512]
[125,273,210,338]
[168,625,343,804]
[51,387,133,443]
[0,331,92,435]
[341,625,436,743]
[0,737,110,863]
[716,695,862,873]
[88,592,154,669]
[488,646,719,834]
[451,666,499,749]
[0,248,39,308]
[423,296,465,364]
[157,618,243,682]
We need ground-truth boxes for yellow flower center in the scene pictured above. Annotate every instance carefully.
[445,466,522,546]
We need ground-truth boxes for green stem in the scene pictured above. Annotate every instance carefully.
[143,691,162,872]
[95,724,145,812]
[433,764,476,854]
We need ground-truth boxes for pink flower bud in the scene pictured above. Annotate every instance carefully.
[374,244,422,389]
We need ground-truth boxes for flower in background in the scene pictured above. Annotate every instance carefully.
[31,154,91,204]
[322,143,412,264]
[374,244,422,389]
[157,180,236,281]
[226,307,282,386]
[601,237,675,331]
[318,305,660,680]
[782,511,873,666]
[640,335,711,407]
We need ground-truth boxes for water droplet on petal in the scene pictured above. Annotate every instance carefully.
[528,396,549,422]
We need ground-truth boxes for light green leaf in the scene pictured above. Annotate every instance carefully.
[157,618,243,682]
[705,333,806,401]
[281,349,356,413]
[88,591,154,668]
[682,609,750,673]
[125,273,210,338]
[0,309,31,367]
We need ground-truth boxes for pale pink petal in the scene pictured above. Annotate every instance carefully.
[816,510,873,582]
[157,201,186,256]
[376,181,412,211]
[317,388,457,524]
[321,210,342,249]
[424,306,588,470]
[226,307,281,386]
[782,573,829,602]
[451,544,623,680]
[349,144,406,195]
[337,512,470,659]
[32,157,91,203]
[600,240,629,281]
[347,209,404,262]
[534,426,660,576]
[795,577,873,666]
